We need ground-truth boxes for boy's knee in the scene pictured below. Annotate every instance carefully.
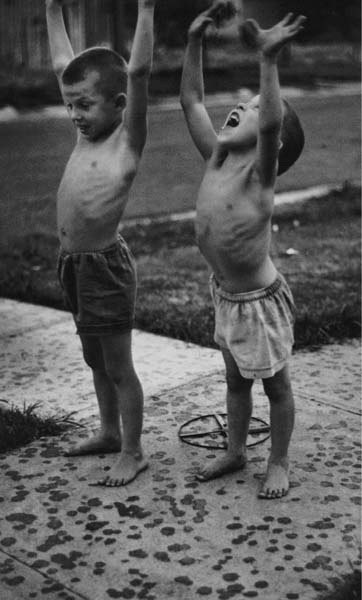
[82,346,104,371]
[263,369,292,401]
[104,361,134,386]
[105,366,123,385]
[226,371,253,394]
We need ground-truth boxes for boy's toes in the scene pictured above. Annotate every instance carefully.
[101,476,122,487]
[89,476,114,487]
[89,478,106,487]
[258,486,274,499]
[106,478,124,487]
[195,469,210,481]
[258,486,288,499]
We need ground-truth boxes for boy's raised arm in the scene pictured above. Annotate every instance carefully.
[124,0,156,156]
[45,0,74,82]
[241,14,306,187]
[180,1,236,161]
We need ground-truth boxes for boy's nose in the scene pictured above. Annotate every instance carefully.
[69,107,80,121]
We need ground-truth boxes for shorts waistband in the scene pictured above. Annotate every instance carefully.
[59,235,125,259]
[212,273,284,303]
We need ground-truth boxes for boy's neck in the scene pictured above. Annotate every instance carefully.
[214,143,256,169]
[79,118,123,146]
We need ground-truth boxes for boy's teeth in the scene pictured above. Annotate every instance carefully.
[228,114,240,127]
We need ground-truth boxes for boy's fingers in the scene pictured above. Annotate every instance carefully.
[281,12,294,26]
[287,16,307,36]
[210,0,236,26]
[199,16,214,30]
[293,15,307,28]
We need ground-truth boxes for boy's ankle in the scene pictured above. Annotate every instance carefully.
[268,454,289,467]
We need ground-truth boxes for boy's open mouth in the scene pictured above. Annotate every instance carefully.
[78,124,89,133]
[226,111,240,127]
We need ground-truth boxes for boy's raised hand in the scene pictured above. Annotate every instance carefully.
[189,0,236,39]
[45,0,70,6]
[240,13,306,57]
[138,0,157,6]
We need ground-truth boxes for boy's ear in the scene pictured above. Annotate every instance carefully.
[115,92,127,111]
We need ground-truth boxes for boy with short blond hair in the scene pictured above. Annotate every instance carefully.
[46,0,156,486]
[180,1,306,499]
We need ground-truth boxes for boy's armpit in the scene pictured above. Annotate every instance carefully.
[182,102,217,161]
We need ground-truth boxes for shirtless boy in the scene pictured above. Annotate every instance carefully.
[180,1,306,499]
[45,0,156,486]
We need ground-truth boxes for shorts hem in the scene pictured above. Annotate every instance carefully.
[216,341,291,379]
[237,357,290,379]
[76,321,134,336]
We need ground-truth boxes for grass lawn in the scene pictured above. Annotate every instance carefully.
[0,184,360,351]
[317,569,361,600]
[0,400,78,453]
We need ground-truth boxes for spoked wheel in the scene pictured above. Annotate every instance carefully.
[178,413,270,450]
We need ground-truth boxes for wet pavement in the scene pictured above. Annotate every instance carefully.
[0,298,360,600]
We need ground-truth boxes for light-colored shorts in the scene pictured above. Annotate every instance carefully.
[57,236,137,336]
[210,273,296,379]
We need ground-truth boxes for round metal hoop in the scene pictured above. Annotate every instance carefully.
[178,413,270,450]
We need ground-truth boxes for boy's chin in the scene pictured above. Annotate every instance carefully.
[217,134,242,150]
[217,130,256,151]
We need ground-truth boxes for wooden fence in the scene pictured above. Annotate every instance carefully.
[0,0,127,71]
[2,1,357,72]
[0,0,280,72]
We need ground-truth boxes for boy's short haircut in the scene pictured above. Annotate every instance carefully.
[62,47,128,98]
[277,99,305,176]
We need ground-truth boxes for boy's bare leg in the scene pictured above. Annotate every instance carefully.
[259,364,294,499]
[197,349,253,481]
[65,336,122,456]
[91,331,148,487]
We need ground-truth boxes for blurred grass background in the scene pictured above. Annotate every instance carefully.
[1,185,360,350]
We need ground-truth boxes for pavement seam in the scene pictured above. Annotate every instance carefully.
[142,370,360,418]
[0,315,70,340]
[0,547,89,600]
[296,390,361,416]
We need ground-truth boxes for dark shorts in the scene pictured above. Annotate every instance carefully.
[57,236,137,336]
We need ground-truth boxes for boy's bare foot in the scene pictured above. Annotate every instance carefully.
[64,433,122,457]
[196,453,247,482]
[258,458,289,499]
[89,451,148,487]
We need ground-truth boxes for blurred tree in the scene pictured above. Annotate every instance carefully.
[280,0,361,42]
[111,0,129,58]
[155,0,211,46]
[110,0,360,48]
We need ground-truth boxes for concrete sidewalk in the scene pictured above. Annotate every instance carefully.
[0,298,360,600]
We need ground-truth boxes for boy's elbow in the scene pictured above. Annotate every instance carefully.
[53,58,70,78]
[259,118,282,134]
[180,94,190,110]
[180,93,201,111]
[128,64,151,81]
[54,65,65,79]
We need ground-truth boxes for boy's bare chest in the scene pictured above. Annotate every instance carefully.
[58,143,134,204]
[197,166,262,227]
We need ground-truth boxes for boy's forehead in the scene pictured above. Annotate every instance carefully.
[225,93,259,114]
[62,70,102,99]
[237,94,260,108]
